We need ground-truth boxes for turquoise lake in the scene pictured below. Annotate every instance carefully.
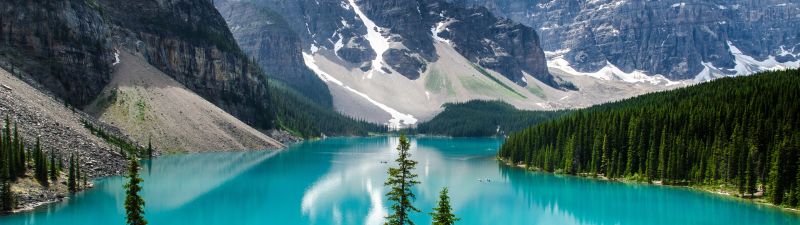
[2,137,799,225]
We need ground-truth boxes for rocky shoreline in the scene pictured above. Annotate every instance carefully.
[0,67,298,215]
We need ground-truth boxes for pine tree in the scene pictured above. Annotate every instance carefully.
[0,141,13,212]
[430,187,459,225]
[0,179,13,212]
[147,139,153,159]
[16,133,26,179]
[34,138,48,187]
[0,119,4,182]
[744,140,758,195]
[124,157,147,225]
[76,158,81,189]
[1,116,8,180]
[563,135,575,174]
[82,172,87,189]
[68,154,77,192]
[49,150,58,182]
[790,165,800,207]
[385,135,420,225]
[8,124,18,180]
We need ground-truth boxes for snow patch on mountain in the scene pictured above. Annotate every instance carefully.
[728,41,800,76]
[112,50,121,66]
[546,50,679,86]
[431,17,455,45]
[348,0,391,79]
[694,42,800,82]
[334,34,344,54]
[303,52,417,129]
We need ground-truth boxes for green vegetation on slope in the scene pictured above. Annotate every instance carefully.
[424,68,455,95]
[470,63,526,99]
[82,120,144,158]
[526,84,546,99]
[268,81,386,138]
[499,69,800,208]
[414,100,568,137]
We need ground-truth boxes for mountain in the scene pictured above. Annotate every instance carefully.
[85,51,284,152]
[0,66,129,210]
[0,0,385,212]
[218,0,771,128]
[216,0,591,129]
[215,1,333,107]
[499,69,800,207]
[96,0,277,130]
[452,0,800,81]
[0,0,115,107]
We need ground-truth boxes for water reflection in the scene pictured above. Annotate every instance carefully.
[2,137,798,225]
[497,162,798,225]
[142,150,279,210]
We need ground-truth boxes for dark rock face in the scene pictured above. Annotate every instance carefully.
[97,0,275,129]
[0,0,115,107]
[452,0,800,80]
[224,0,569,89]
[358,0,438,61]
[426,2,555,87]
[216,1,332,107]
[244,0,374,65]
[384,48,426,79]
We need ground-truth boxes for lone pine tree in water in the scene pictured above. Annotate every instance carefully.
[430,187,459,225]
[385,135,420,225]
[124,157,147,225]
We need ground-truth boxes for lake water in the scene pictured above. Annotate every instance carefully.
[2,137,799,225]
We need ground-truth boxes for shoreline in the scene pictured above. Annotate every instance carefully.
[497,157,800,215]
[2,142,293,216]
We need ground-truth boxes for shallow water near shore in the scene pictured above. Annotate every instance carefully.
[2,137,799,225]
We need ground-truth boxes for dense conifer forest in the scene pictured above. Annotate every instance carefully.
[268,82,386,137]
[414,100,568,137]
[499,70,800,207]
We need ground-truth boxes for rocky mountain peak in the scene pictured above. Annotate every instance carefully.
[453,0,800,81]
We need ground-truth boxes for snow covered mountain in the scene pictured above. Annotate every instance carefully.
[216,0,799,129]
[452,0,800,82]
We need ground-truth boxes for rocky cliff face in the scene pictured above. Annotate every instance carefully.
[424,2,558,87]
[0,0,115,106]
[452,0,800,80]
[221,0,568,89]
[96,0,275,129]
[215,1,332,107]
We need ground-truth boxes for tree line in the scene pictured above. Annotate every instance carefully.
[268,82,387,138]
[499,69,800,208]
[0,117,88,212]
[413,100,569,137]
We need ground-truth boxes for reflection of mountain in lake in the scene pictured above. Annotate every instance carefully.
[137,151,280,210]
[3,137,797,225]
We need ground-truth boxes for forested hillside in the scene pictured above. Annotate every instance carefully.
[414,100,568,137]
[268,82,386,137]
[499,70,800,207]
